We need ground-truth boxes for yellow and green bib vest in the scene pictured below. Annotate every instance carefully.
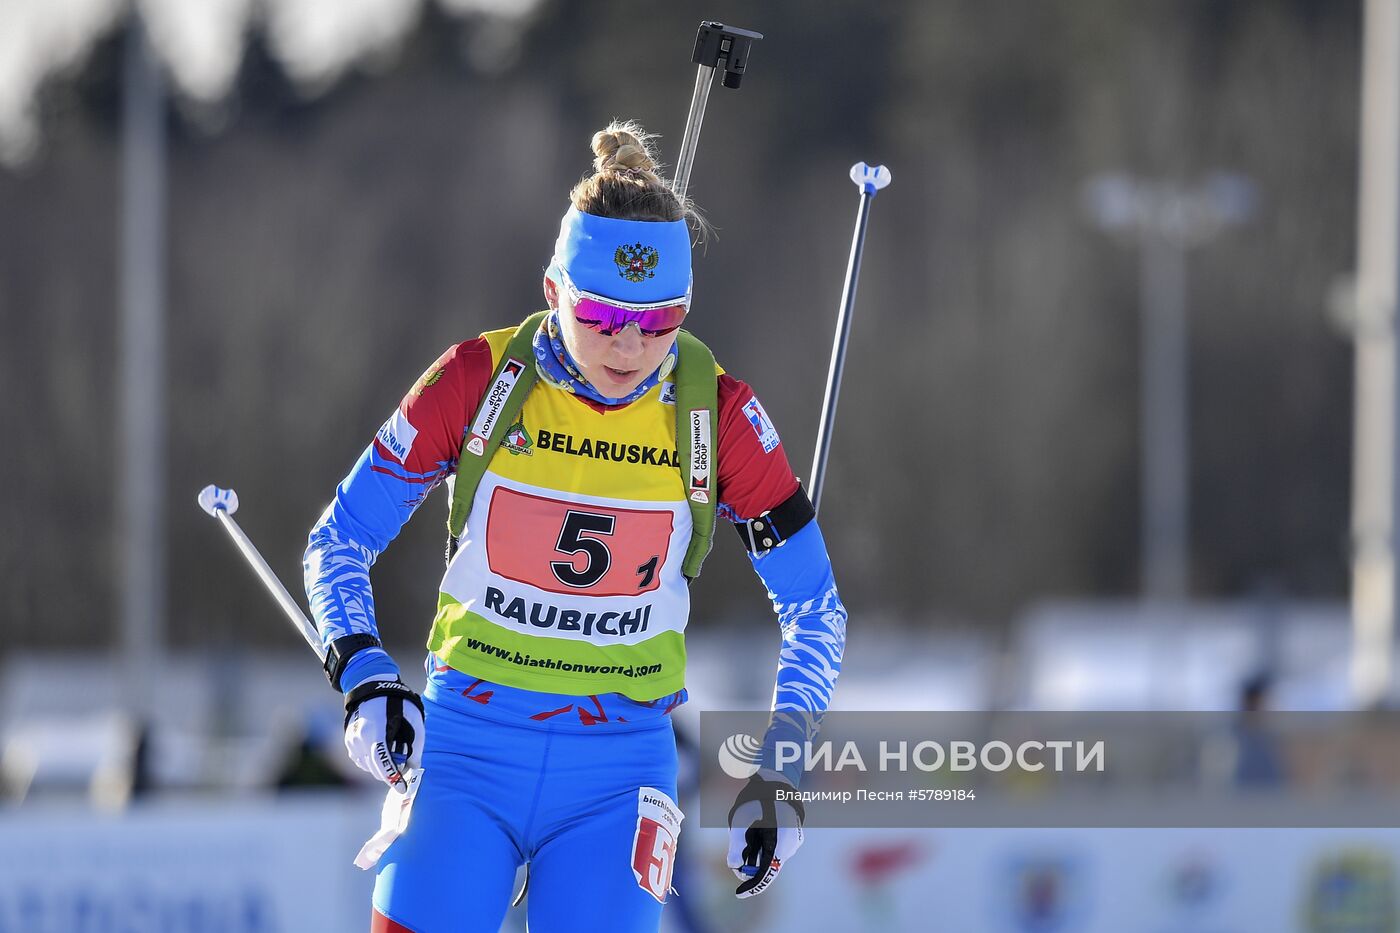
[427,320,717,700]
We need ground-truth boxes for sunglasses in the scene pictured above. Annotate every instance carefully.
[554,266,689,337]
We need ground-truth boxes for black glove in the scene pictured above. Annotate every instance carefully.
[726,773,806,898]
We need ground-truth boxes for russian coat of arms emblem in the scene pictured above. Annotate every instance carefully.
[614,243,660,282]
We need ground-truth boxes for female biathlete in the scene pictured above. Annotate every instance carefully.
[304,122,847,933]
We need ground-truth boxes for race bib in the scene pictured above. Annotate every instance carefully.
[485,487,674,596]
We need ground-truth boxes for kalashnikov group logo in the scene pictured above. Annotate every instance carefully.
[467,357,526,457]
[718,733,763,779]
[615,243,660,282]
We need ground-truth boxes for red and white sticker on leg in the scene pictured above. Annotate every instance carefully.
[631,787,684,903]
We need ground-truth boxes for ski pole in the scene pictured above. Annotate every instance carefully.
[198,485,424,862]
[673,21,762,200]
[808,162,892,514]
[197,484,324,660]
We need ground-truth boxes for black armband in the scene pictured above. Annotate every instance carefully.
[732,486,816,555]
[323,633,383,691]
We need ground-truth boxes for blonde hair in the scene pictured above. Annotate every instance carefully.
[569,120,705,233]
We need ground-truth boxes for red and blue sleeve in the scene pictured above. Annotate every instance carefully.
[303,338,495,689]
[716,375,847,778]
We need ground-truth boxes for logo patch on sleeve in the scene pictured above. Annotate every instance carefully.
[376,409,419,463]
[631,787,684,903]
[742,398,781,454]
[413,367,445,397]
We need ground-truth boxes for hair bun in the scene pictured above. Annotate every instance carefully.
[592,122,658,179]
[570,119,705,233]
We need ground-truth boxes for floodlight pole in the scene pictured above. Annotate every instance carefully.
[118,13,167,721]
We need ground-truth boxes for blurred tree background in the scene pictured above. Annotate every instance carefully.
[0,0,1360,655]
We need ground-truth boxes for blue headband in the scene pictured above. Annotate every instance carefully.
[551,207,692,304]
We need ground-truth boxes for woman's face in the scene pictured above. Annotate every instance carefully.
[547,276,674,397]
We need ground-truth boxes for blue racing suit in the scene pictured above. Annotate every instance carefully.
[305,335,846,932]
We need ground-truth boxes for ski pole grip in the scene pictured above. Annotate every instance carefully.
[850,163,892,196]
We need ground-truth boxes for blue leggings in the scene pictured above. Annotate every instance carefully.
[373,696,682,932]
